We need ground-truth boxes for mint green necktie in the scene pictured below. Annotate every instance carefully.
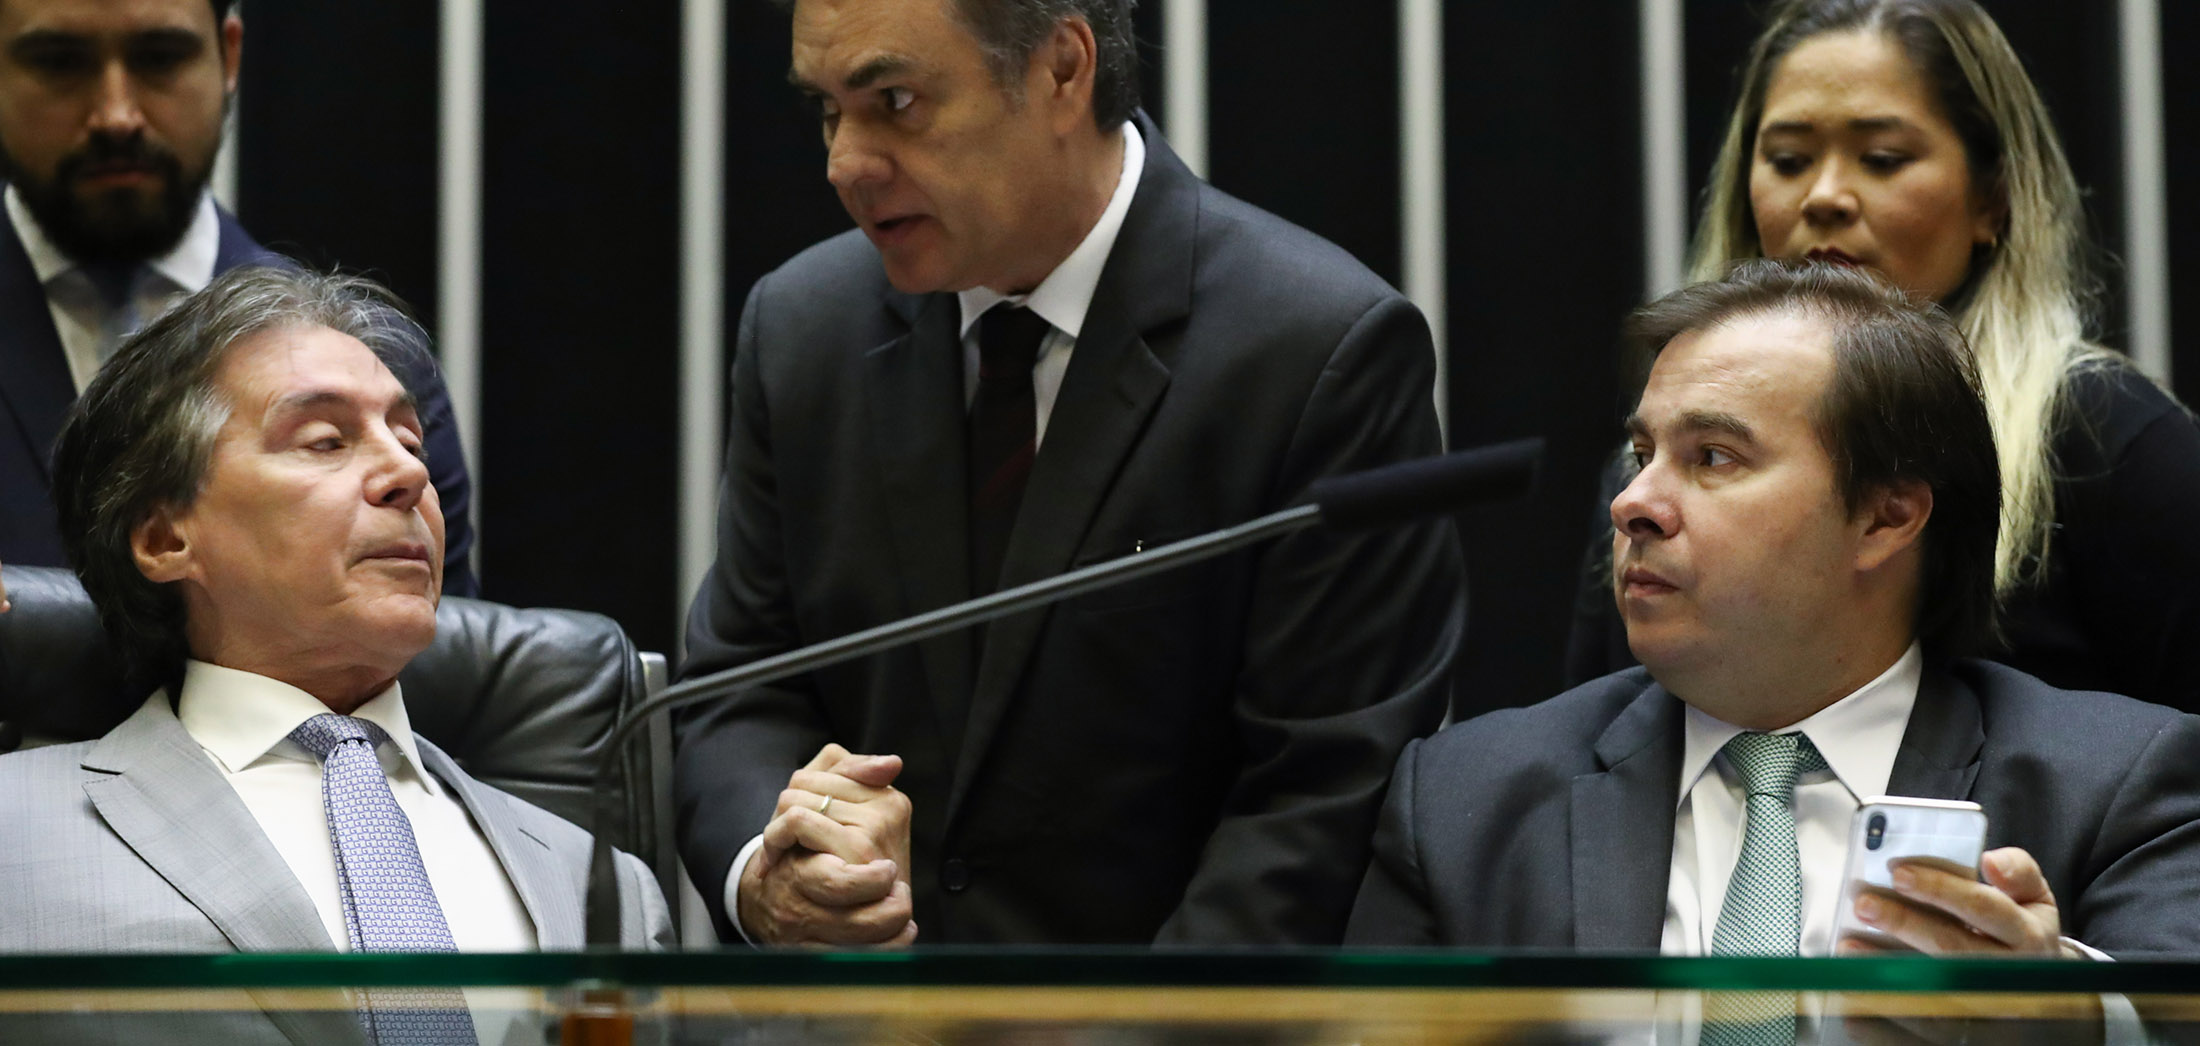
[1702,731,1828,1046]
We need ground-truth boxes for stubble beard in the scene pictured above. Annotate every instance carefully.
[0,128,216,265]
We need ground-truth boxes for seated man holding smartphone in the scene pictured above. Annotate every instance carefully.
[1346,260,2200,962]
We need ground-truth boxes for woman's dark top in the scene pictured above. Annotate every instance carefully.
[1563,359,2200,713]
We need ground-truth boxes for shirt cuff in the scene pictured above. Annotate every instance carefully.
[2060,936,2109,961]
[2063,938,2147,1046]
[724,833,768,946]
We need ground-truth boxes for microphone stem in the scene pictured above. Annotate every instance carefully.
[583,501,1323,945]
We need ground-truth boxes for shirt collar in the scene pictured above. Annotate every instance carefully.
[174,659,429,783]
[5,186,222,294]
[957,120,1145,340]
[1674,641,1923,810]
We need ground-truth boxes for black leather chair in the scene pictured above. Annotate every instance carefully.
[0,564,677,905]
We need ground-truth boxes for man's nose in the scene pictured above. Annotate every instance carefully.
[365,430,431,512]
[88,60,147,137]
[825,123,890,193]
[1609,461,1676,540]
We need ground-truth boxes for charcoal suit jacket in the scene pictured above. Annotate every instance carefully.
[1345,659,2200,957]
[675,114,1464,945]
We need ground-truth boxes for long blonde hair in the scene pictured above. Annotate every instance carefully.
[1691,0,2111,597]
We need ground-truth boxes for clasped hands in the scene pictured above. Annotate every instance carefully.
[735,742,918,947]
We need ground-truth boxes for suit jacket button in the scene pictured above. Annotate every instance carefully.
[941,858,971,893]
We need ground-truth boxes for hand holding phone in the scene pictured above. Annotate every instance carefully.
[1833,796,1987,951]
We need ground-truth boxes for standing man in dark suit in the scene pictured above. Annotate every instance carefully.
[675,0,1462,946]
[0,0,474,596]
[1347,262,2200,963]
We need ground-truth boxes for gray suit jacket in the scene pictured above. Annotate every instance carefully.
[0,694,672,1045]
[1345,659,2200,957]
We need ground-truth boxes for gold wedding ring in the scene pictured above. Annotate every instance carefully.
[817,795,835,817]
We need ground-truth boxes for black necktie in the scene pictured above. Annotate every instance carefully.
[967,305,1050,597]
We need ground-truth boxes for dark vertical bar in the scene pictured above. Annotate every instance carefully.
[1205,0,1401,287]
[2166,4,2200,405]
[477,0,681,651]
[1445,1,1644,714]
[233,3,442,330]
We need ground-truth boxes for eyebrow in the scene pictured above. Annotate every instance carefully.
[788,54,918,94]
[10,25,201,51]
[267,388,421,423]
[1760,116,1915,136]
[1624,409,1757,442]
[8,28,87,54]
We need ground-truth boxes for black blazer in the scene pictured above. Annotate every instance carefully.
[675,116,1464,945]
[0,204,476,595]
[1346,659,2200,958]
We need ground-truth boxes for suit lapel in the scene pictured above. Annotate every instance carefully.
[81,698,361,1046]
[0,209,75,487]
[213,206,285,272]
[1569,683,1685,950]
[82,697,334,952]
[863,292,978,744]
[0,202,279,493]
[415,739,581,949]
[1885,663,1984,801]
[943,118,1191,825]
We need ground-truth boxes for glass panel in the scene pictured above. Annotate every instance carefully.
[3,952,2197,1043]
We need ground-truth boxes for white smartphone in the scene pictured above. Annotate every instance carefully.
[1832,795,1988,951]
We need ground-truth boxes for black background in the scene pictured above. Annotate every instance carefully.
[234,2,2191,710]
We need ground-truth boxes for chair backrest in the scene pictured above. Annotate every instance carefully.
[0,564,672,900]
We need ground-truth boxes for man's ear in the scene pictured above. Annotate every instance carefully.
[220,14,244,96]
[1038,16,1099,135]
[132,506,195,584]
[1855,478,1932,572]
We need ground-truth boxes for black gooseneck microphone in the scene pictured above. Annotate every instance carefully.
[582,437,1543,946]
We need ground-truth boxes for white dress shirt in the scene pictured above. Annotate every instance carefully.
[174,660,537,953]
[1661,643,1922,958]
[1649,643,2131,1046]
[722,123,1148,941]
[5,186,221,394]
[174,661,543,1044]
[954,119,1145,449]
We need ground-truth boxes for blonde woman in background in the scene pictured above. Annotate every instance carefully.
[1567,0,2200,710]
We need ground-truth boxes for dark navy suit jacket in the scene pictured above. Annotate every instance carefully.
[1345,659,2200,958]
[0,204,476,595]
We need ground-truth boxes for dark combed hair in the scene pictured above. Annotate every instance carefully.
[50,266,430,695]
[769,0,1141,129]
[953,0,1141,129]
[1626,259,2003,656]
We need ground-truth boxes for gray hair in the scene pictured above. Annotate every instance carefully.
[50,266,430,693]
[953,0,1141,129]
[771,0,1142,129]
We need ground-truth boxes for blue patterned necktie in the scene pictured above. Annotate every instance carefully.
[1701,731,1828,1046]
[290,714,478,1045]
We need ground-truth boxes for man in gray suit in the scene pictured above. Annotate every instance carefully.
[1347,262,2200,962]
[0,266,669,1045]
